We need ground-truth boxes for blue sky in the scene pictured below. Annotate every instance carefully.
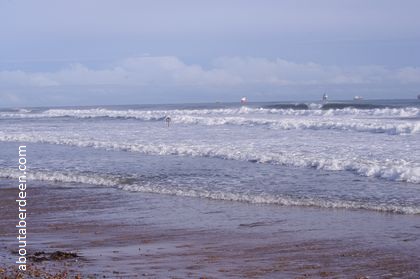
[1,0,420,106]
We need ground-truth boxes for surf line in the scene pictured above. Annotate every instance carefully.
[16,145,27,271]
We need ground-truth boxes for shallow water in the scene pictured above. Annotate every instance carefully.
[1,177,420,277]
[0,99,419,214]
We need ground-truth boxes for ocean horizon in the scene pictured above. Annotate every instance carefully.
[2,1,420,277]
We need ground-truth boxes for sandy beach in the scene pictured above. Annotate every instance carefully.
[1,179,419,278]
[2,1,420,278]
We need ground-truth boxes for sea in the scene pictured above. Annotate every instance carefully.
[0,99,419,215]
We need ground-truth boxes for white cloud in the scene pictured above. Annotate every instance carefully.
[1,56,419,91]
[0,92,21,103]
[0,70,58,87]
[396,67,420,84]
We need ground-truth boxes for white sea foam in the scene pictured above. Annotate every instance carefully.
[0,168,119,186]
[119,184,420,215]
[17,109,32,113]
[32,106,420,118]
[0,133,419,183]
[1,108,418,135]
[2,102,419,216]
[0,168,418,214]
[1,106,419,119]
[165,115,420,135]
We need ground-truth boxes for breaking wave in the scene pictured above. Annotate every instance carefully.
[0,106,419,119]
[1,133,419,184]
[0,108,419,135]
[0,168,418,214]
[163,116,420,135]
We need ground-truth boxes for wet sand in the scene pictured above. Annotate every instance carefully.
[1,180,420,278]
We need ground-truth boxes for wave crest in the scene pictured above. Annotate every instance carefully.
[1,106,419,119]
[1,168,418,214]
[0,133,418,184]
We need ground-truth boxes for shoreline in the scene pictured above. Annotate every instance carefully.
[1,180,420,278]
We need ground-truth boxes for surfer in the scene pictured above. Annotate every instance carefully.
[165,116,171,127]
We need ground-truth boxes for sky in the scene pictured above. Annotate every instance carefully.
[1,0,420,107]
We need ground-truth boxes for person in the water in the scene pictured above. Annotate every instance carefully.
[165,116,171,127]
